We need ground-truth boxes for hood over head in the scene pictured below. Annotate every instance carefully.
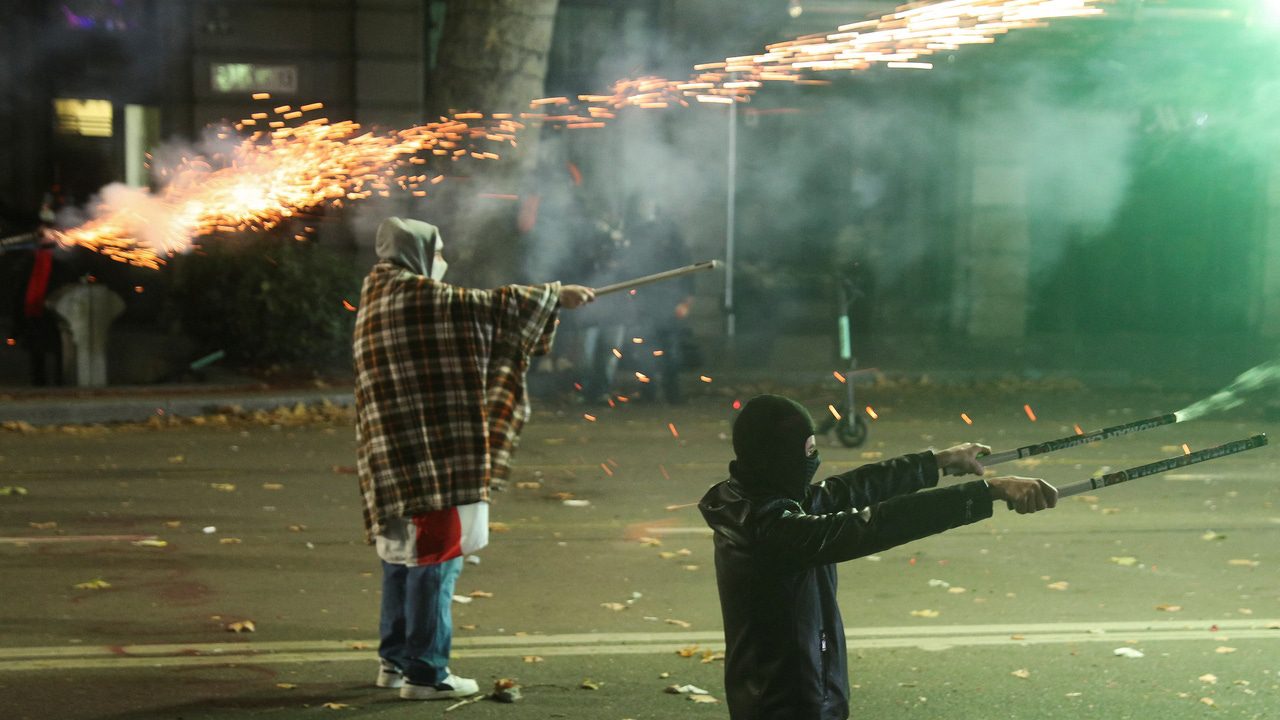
[375,217,443,278]
[730,394,820,499]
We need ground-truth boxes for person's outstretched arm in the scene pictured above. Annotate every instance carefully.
[757,474,1056,567]
[820,442,990,510]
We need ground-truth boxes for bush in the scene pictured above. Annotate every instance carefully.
[168,237,364,372]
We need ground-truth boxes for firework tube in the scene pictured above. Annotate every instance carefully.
[979,413,1179,467]
[1055,434,1267,498]
[593,260,721,296]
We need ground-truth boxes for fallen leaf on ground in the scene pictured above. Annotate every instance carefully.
[637,536,663,547]
[1046,581,1069,591]
[580,679,601,690]
[1199,698,1216,707]
[1101,508,1121,515]
[0,486,30,496]
[468,590,493,599]
[665,684,709,695]
[676,645,700,657]
[1010,634,1026,641]
[168,455,185,464]
[74,578,110,590]
[288,524,306,532]
[1228,559,1260,568]
[689,694,720,704]
[601,602,626,611]
[700,651,725,664]
[276,683,297,689]
[1155,604,1182,612]
[947,587,967,594]
[910,609,940,618]
[683,565,700,571]
[1215,647,1236,654]
[225,620,255,633]
[132,539,168,548]
[28,521,56,529]
[210,483,236,492]
[1011,669,1031,679]
[262,483,284,490]
[322,702,351,709]
[515,481,541,489]
[665,618,692,628]
[658,551,678,560]
[1110,556,1138,566]
[523,656,543,663]
[459,623,477,630]
[1201,530,1225,541]
[219,537,242,545]
[488,522,511,532]
[163,520,181,528]
[1198,673,1218,684]
[860,452,883,460]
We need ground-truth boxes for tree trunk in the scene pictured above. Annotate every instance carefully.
[426,0,560,287]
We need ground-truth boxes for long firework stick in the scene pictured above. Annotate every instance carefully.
[979,413,1179,467]
[1055,434,1268,498]
[593,260,721,296]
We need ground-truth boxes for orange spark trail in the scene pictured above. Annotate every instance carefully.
[58,0,1104,266]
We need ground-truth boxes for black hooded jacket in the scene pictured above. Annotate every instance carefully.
[700,428,993,719]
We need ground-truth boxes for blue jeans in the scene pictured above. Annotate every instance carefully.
[378,557,462,685]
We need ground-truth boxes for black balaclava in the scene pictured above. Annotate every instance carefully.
[730,394,820,499]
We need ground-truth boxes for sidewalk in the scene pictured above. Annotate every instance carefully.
[0,365,1137,428]
[0,383,355,427]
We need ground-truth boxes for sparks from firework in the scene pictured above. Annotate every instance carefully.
[57,0,1105,266]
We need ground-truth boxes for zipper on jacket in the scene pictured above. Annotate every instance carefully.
[820,629,829,699]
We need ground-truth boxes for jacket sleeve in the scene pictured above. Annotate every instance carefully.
[816,451,941,511]
[753,480,994,567]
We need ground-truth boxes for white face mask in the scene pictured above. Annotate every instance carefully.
[430,240,447,281]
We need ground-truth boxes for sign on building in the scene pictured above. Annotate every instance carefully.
[211,63,298,94]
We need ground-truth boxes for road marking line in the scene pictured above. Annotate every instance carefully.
[0,619,1275,672]
[0,534,157,545]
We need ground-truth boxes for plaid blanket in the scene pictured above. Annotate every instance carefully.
[354,263,560,541]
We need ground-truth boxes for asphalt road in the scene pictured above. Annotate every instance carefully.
[1,382,1278,719]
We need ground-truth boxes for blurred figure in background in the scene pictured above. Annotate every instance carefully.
[578,193,693,404]
[7,199,74,386]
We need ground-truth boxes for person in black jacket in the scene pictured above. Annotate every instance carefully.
[699,395,1057,720]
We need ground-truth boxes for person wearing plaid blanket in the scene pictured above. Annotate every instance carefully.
[354,217,595,700]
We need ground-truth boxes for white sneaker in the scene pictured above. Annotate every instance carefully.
[399,673,480,700]
[376,663,404,689]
